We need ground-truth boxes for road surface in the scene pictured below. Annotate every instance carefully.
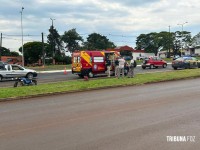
[0,78,200,150]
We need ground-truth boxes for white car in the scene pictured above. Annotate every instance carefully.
[0,63,37,81]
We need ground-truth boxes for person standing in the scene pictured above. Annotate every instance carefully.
[106,58,111,77]
[114,57,119,77]
[128,57,135,78]
[118,57,125,78]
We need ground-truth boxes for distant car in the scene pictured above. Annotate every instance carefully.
[172,55,180,60]
[142,56,167,69]
[172,57,200,70]
[136,56,146,60]
[0,61,8,71]
[123,56,132,61]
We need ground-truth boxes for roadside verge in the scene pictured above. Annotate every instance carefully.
[0,69,200,102]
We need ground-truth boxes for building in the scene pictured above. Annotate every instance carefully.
[185,47,200,56]
[107,45,154,60]
[1,56,22,65]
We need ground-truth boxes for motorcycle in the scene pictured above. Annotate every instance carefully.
[14,77,37,87]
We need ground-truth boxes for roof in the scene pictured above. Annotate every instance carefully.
[107,45,145,53]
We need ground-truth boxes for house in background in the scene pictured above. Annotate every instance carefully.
[185,47,200,56]
[195,48,200,55]
[0,56,22,65]
[107,45,154,60]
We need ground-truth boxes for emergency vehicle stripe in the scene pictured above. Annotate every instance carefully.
[81,51,92,66]
[101,52,105,56]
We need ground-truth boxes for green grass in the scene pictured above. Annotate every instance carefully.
[1,69,200,100]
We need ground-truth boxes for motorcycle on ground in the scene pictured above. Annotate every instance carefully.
[14,77,37,87]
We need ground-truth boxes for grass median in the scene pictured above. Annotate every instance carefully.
[0,69,200,100]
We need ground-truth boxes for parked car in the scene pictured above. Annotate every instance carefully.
[172,56,200,70]
[0,63,37,81]
[142,56,167,69]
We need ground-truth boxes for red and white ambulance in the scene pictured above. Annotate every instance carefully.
[72,50,120,77]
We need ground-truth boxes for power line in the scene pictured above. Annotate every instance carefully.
[3,34,42,37]
[3,36,37,42]
[108,34,138,37]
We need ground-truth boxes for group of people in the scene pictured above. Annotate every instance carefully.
[115,57,135,78]
[106,56,135,78]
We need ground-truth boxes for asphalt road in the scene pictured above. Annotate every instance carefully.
[0,65,173,87]
[0,78,200,150]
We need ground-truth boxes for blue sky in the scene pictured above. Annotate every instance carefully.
[0,0,200,52]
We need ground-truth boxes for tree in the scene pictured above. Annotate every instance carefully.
[136,32,164,56]
[62,28,83,53]
[10,51,20,56]
[0,47,20,56]
[191,32,200,48]
[136,31,191,56]
[19,42,51,64]
[84,33,116,50]
[172,31,191,56]
[47,26,63,58]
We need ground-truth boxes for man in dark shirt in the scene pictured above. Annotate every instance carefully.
[106,59,111,77]
[114,58,119,77]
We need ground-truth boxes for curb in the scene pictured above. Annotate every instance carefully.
[38,70,71,73]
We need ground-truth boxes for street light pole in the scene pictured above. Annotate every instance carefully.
[20,7,24,66]
[167,25,171,58]
[0,33,2,61]
[177,22,188,56]
[50,18,55,64]
[50,18,55,27]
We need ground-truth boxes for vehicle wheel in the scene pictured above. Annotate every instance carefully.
[13,81,18,87]
[78,74,84,78]
[88,71,94,78]
[16,81,23,87]
[26,73,34,79]
[149,64,154,69]
[32,80,37,85]
[0,75,2,82]
[163,64,167,68]
[173,67,177,70]
[142,66,146,69]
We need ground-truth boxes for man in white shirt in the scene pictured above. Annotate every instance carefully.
[118,57,125,78]
[128,57,135,78]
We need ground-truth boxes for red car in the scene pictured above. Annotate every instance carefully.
[142,56,167,69]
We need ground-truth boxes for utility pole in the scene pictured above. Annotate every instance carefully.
[177,22,188,56]
[50,18,55,27]
[42,32,45,67]
[20,7,24,66]
[50,18,55,64]
[0,33,2,61]
[168,25,171,58]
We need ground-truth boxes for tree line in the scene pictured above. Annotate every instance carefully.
[135,31,196,57]
[20,27,116,64]
[1,24,200,64]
